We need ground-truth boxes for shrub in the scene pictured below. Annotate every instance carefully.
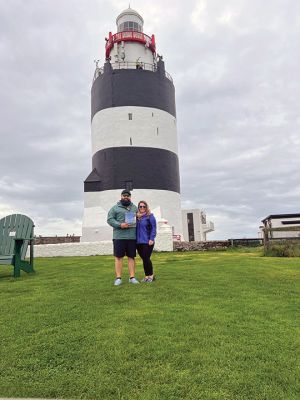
[265,241,300,257]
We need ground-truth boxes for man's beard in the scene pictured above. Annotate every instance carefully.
[121,199,131,206]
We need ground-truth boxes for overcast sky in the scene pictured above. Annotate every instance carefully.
[0,0,299,239]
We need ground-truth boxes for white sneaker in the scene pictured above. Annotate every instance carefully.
[114,278,122,286]
[129,277,139,284]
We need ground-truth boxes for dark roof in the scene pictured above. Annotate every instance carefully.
[84,168,101,182]
[261,213,300,223]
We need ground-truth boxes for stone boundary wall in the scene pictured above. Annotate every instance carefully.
[174,241,230,251]
[30,231,173,258]
[33,237,260,255]
[34,236,80,245]
[32,241,113,257]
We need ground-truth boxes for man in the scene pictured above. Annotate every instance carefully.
[107,189,139,286]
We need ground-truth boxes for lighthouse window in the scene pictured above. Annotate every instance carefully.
[119,21,141,32]
[157,127,159,135]
[130,137,132,145]
[128,113,132,120]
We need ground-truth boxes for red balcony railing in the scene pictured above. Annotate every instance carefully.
[105,31,156,58]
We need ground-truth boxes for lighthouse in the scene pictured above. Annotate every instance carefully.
[82,7,183,241]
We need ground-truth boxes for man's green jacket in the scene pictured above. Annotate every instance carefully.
[107,201,138,240]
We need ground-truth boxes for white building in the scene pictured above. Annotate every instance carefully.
[181,209,214,242]
[261,213,300,239]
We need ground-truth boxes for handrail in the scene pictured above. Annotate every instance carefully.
[105,31,156,58]
[165,71,173,82]
[93,67,104,81]
[93,62,173,83]
[111,61,156,72]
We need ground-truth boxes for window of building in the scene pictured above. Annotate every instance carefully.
[157,127,159,135]
[130,137,132,145]
[129,22,140,31]
[128,113,132,120]
[118,21,142,32]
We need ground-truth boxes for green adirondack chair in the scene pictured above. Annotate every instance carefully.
[0,214,35,278]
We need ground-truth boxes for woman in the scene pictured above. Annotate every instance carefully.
[136,200,157,282]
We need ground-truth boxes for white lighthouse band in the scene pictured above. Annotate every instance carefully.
[91,106,178,155]
[82,7,183,242]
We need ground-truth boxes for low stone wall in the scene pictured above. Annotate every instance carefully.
[30,238,260,257]
[33,241,113,257]
[31,228,173,257]
[174,241,230,251]
[34,236,80,245]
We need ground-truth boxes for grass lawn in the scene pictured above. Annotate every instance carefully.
[0,249,299,400]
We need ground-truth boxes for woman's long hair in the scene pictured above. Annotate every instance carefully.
[137,200,151,219]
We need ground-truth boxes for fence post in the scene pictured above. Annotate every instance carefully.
[263,228,269,254]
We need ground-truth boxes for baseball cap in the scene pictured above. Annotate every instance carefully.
[121,189,131,196]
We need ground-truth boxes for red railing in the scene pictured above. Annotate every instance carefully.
[105,31,156,58]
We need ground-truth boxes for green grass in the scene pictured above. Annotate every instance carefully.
[0,250,299,400]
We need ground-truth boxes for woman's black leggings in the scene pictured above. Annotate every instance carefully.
[137,244,154,276]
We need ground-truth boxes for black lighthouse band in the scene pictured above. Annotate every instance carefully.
[84,147,180,193]
[91,61,176,120]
